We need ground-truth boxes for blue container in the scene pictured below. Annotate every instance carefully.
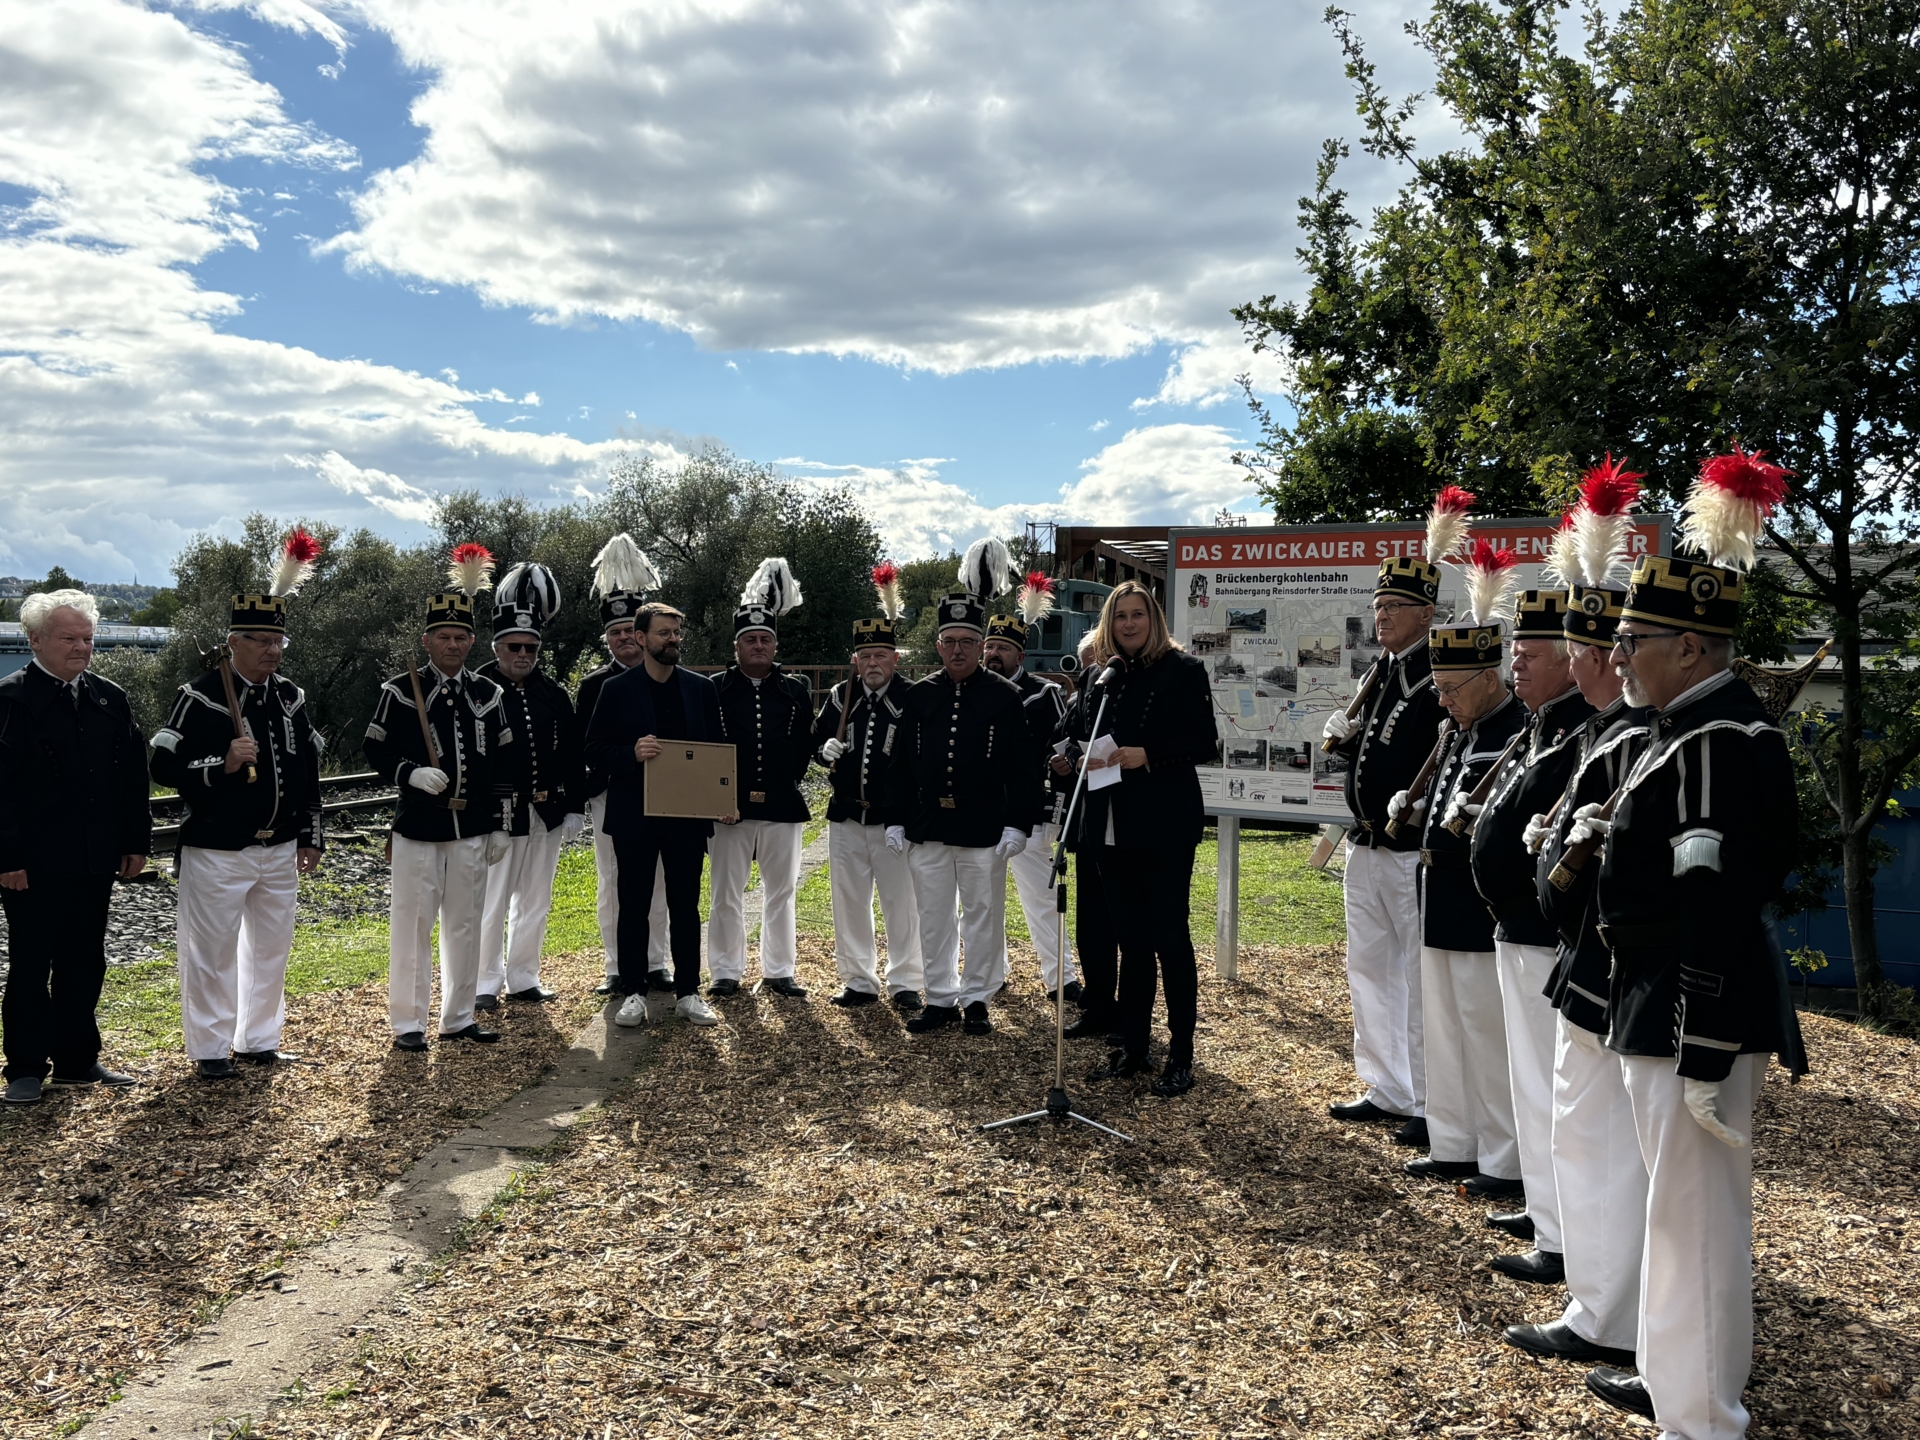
[1775,787,1920,990]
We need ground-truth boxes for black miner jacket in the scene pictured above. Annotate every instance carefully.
[1337,642,1444,853]
[475,660,582,834]
[1418,692,1525,953]
[364,667,514,843]
[1012,668,1070,813]
[574,659,631,803]
[1056,650,1217,854]
[1468,685,1593,948]
[812,671,913,825]
[715,664,813,824]
[886,666,1043,847]
[0,663,151,878]
[1537,699,1647,1034]
[1593,670,1804,1080]
[150,669,324,852]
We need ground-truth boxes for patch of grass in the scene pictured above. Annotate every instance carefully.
[95,959,184,1057]
[1192,827,1345,948]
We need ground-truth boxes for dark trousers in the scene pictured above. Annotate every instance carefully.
[1074,850,1119,1026]
[1099,845,1199,1068]
[1,873,115,1080]
[612,834,706,998]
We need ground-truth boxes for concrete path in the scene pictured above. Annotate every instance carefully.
[82,828,832,1439]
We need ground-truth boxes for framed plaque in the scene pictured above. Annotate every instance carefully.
[643,741,738,820]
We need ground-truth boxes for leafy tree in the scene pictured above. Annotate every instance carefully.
[1236,0,1920,1017]
[128,589,181,627]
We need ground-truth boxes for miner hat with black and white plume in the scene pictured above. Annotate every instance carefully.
[590,533,662,632]
[493,561,562,642]
[938,537,1016,637]
[734,557,803,639]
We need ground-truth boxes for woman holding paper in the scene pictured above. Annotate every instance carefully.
[1057,581,1217,1096]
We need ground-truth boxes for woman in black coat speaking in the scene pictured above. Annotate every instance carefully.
[1056,581,1218,1097]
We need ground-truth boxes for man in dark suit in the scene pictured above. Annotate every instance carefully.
[584,602,730,1027]
[0,589,152,1105]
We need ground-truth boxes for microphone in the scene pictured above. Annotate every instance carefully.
[1091,656,1128,689]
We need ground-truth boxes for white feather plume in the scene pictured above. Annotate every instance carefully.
[496,562,561,622]
[739,557,804,615]
[269,528,322,599]
[591,533,661,597]
[1424,486,1476,566]
[1540,515,1581,589]
[958,537,1015,599]
[1571,508,1635,586]
[1462,540,1521,627]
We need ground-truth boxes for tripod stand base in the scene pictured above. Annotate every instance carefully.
[981,1087,1133,1142]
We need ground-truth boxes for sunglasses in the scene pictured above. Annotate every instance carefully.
[500,642,540,655]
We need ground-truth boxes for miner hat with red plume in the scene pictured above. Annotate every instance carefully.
[1623,444,1792,638]
[230,527,324,635]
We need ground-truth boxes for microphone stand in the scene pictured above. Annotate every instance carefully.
[982,676,1132,1142]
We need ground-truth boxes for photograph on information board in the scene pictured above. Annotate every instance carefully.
[1168,517,1670,822]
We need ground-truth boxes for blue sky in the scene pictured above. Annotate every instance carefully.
[0,0,1429,581]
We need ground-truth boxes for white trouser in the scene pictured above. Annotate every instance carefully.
[175,842,299,1060]
[828,819,924,997]
[1495,939,1563,1251]
[1420,946,1518,1177]
[707,819,803,981]
[479,811,566,997]
[1007,823,1077,991]
[389,833,489,1036]
[1623,1051,1763,1440]
[588,794,669,980]
[1341,844,1426,1115]
[1552,1017,1647,1351]
[908,841,1008,1010]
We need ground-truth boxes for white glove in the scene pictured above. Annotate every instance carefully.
[485,830,511,866]
[1566,801,1612,847]
[1442,797,1483,830]
[408,766,449,795]
[1522,812,1553,854]
[820,737,848,763]
[1387,789,1427,818]
[885,825,907,854]
[1684,1078,1749,1148]
[560,813,585,839]
[994,827,1028,858]
[1322,709,1359,743]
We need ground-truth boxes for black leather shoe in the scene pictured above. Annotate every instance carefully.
[438,1024,501,1043]
[50,1063,137,1087]
[392,1031,429,1052]
[196,1058,239,1081]
[1087,1051,1154,1083]
[593,978,618,996]
[1403,1156,1478,1180]
[1491,1249,1566,1285]
[1061,1015,1113,1040]
[1487,1209,1535,1240]
[233,1050,279,1066]
[5,1076,43,1105]
[1584,1367,1654,1420]
[1503,1320,1634,1368]
[830,987,880,1008]
[707,978,742,999]
[1392,1116,1429,1147]
[507,986,558,1003]
[1044,981,1086,1006]
[1463,1172,1526,1201]
[1151,1065,1194,1098]
[905,1004,959,1034]
[473,992,502,1012]
[890,990,924,1013]
[962,1001,994,1035]
[763,976,809,999]
[647,970,676,993]
[1328,1096,1412,1123]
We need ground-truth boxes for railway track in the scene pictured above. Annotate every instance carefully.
[148,771,398,853]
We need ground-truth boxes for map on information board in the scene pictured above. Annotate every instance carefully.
[1168,517,1670,823]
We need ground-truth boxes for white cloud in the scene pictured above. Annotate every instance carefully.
[0,0,649,578]
[324,0,1392,378]
[1132,333,1293,410]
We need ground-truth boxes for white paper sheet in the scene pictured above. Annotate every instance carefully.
[1084,734,1122,791]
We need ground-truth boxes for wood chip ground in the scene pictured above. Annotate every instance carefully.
[4,939,1916,1438]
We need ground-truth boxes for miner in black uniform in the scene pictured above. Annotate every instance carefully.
[1405,563,1527,1196]
[363,545,515,1051]
[0,589,151,1106]
[476,562,583,1010]
[577,534,671,998]
[815,564,924,1009]
[1463,589,1592,1279]
[709,558,813,1000]
[152,531,325,1079]
[1504,573,1650,1374]
[1322,495,1460,1141]
[884,540,1043,1037]
[1575,447,1804,1435]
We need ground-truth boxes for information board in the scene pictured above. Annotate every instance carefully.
[1168,516,1670,823]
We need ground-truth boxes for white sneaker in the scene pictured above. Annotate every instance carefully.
[675,994,720,1026]
[614,993,649,1027]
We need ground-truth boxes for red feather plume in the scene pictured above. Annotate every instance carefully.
[284,527,322,564]
[1433,485,1476,513]
[1697,445,1792,507]
[1578,454,1645,516]
[870,561,899,587]
[1468,538,1519,572]
[1023,569,1054,594]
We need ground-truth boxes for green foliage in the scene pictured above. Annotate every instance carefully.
[127,588,181,626]
[86,646,172,742]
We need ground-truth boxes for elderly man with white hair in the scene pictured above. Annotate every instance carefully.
[0,588,152,1105]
